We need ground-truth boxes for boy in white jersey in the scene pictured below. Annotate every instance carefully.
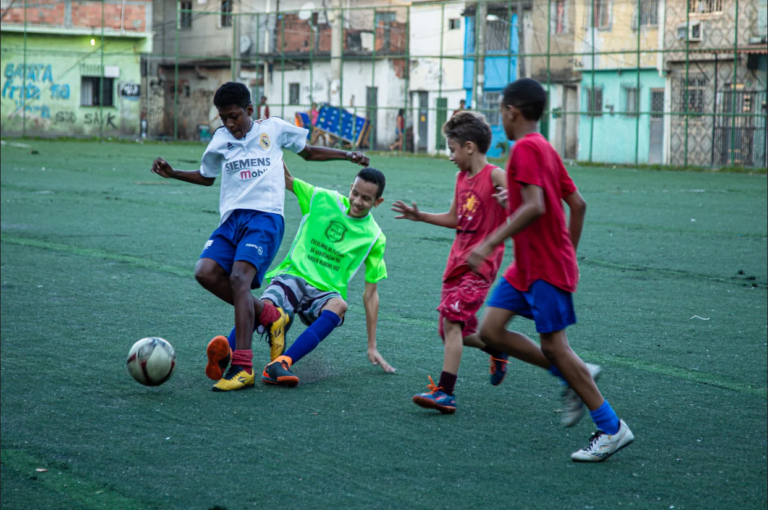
[250,162,395,387]
[151,82,369,392]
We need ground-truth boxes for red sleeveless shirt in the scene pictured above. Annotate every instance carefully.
[443,164,507,283]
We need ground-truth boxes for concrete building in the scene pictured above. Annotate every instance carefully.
[461,1,522,158]
[570,0,667,164]
[408,0,468,154]
[0,0,153,138]
[663,0,767,167]
[149,0,408,147]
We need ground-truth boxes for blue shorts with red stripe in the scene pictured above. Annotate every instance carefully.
[200,209,284,289]
[486,278,576,334]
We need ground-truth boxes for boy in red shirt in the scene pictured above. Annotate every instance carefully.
[469,79,634,462]
[392,111,508,413]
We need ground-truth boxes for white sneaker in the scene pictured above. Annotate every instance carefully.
[560,363,602,427]
[571,419,634,462]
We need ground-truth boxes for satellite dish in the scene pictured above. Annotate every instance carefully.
[298,2,315,21]
[240,36,251,54]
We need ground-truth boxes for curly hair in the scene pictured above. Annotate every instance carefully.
[441,111,493,154]
[213,82,251,110]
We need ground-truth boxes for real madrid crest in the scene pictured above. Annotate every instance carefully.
[259,133,270,150]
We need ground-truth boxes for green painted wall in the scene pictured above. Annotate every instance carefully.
[1,32,150,138]
[578,69,666,164]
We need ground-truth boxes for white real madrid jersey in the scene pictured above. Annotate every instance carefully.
[199,117,308,223]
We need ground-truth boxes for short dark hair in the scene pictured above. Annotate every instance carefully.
[213,82,251,110]
[501,78,547,121]
[356,167,386,198]
[441,111,493,154]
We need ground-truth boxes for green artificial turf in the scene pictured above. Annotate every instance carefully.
[1,139,766,510]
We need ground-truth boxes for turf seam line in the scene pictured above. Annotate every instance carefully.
[4,233,766,399]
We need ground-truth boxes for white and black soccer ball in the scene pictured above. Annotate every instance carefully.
[126,337,176,386]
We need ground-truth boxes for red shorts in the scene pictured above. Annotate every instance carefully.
[437,271,492,340]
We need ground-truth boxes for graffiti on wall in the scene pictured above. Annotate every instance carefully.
[2,63,72,121]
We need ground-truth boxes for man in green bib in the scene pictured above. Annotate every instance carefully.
[255,162,394,386]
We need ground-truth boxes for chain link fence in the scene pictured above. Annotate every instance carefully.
[1,0,766,167]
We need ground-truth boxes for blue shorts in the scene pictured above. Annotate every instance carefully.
[200,209,284,289]
[486,279,576,334]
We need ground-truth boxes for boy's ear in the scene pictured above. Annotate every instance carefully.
[464,140,476,154]
[374,197,385,208]
[247,103,254,116]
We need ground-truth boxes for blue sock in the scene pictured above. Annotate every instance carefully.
[283,310,341,365]
[226,314,269,352]
[590,401,620,435]
[227,326,237,352]
[548,364,567,385]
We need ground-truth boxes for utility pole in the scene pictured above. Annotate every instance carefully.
[476,1,487,113]
[330,0,342,107]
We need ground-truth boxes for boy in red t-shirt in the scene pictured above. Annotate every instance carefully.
[392,112,508,413]
[469,79,634,462]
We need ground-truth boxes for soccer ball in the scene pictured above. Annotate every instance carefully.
[126,337,176,386]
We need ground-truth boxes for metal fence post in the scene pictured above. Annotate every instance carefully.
[634,0,641,165]
[174,0,180,141]
[589,0,595,162]
[100,0,105,139]
[684,0,690,167]
[22,0,27,137]
[729,0,739,166]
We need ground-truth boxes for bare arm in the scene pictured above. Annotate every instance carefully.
[563,190,587,252]
[363,282,395,373]
[283,161,295,193]
[151,158,215,187]
[391,194,458,229]
[467,183,545,271]
[298,145,370,167]
[490,167,508,209]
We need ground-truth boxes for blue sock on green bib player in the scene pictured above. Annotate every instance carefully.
[261,163,395,388]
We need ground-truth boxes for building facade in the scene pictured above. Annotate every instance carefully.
[1,0,153,138]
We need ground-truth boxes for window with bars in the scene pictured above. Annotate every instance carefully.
[674,74,706,119]
[638,0,658,27]
[485,12,510,53]
[585,86,603,116]
[689,0,723,14]
[289,83,300,105]
[552,0,567,34]
[622,86,639,116]
[448,19,460,30]
[80,77,114,107]
[220,0,232,28]
[593,0,610,29]
[483,91,501,125]
[180,2,193,29]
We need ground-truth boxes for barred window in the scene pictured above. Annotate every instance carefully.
[80,77,114,107]
[674,74,707,120]
[639,0,658,27]
[180,2,193,29]
[448,19,460,30]
[593,0,610,29]
[485,12,510,53]
[585,86,603,116]
[220,0,233,28]
[289,83,300,105]
[689,0,723,14]
[622,86,639,116]
[483,91,501,125]
[552,0,567,35]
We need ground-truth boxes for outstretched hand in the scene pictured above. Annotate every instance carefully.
[151,158,175,179]
[346,151,370,167]
[368,348,396,373]
[391,200,422,221]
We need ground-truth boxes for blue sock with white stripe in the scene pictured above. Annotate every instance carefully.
[590,401,621,435]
